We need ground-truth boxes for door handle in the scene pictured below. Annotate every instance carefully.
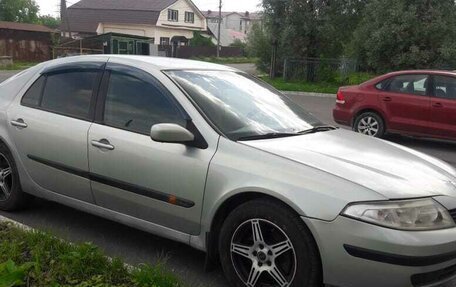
[91,139,115,150]
[10,119,28,128]
[432,103,443,108]
[382,97,392,102]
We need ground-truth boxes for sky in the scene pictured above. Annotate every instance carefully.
[35,0,262,16]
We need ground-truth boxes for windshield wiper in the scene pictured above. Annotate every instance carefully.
[298,125,337,135]
[236,132,300,141]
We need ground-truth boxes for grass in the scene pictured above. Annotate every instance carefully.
[0,61,38,71]
[0,222,182,287]
[192,56,258,64]
[260,72,378,94]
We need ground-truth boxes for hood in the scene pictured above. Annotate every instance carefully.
[242,129,456,199]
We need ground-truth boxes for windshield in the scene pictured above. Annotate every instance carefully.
[166,70,323,140]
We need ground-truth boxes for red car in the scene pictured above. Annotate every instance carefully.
[333,70,456,140]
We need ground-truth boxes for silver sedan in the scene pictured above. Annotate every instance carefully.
[1,55,456,287]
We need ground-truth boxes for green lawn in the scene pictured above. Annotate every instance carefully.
[0,222,182,287]
[260,72,377,94]
[0,61,38,71]
[192,56,258,64]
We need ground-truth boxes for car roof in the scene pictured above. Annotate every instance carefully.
[382,70,456,77]
[43,55,239,72]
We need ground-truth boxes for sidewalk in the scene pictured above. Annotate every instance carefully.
[282,91,336,98]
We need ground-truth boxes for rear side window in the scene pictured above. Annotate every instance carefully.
[433,75,456,100]
[386,74,429,96]
[40,71,99,119]
[21,76,45,107]
[103,71,186,135]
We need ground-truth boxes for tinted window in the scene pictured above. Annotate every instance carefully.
[103,72,185,135]
[433,75,456,100]
[387,74,429,96]
[21,76,45,107]
[41,71,98,119]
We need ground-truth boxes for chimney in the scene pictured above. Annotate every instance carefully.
[245,11,249,17]
[208,10,212,15]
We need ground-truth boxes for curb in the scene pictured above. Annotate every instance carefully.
[0,214,135,270]
[282,91,336,98]
[0,215,32,231]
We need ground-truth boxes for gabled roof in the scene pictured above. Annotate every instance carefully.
[0,21,56,33]
[65,9,161,33]
[65,0,203,34]
[69,0,178,11]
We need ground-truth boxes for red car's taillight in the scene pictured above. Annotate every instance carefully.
[336,90,346,104]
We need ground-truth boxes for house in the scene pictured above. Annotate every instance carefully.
[63,0,207,47]
[0,21,57,62]
[202,11,262,46]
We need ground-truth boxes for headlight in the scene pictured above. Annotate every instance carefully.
[342,198,455,230]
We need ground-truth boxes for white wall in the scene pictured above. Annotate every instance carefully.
[156,0,206,31]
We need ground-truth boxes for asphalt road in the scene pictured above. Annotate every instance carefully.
[0,70,456,287]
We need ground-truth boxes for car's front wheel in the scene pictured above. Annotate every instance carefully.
[219,198,321,287]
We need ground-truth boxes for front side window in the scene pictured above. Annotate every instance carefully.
[168,9,179,21]
[433,75,456,100]
[40,71,98,119]
[103,71,185,135]
[185,12,195,23]
[387,74,429,96]
[167,70,322,140]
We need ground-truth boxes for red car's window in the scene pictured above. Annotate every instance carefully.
[433,75,456,100]
[387,74,429,96]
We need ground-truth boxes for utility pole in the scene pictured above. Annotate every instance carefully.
[60,0,72,38]
[217,0,222,58]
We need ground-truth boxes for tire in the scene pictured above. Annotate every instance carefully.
[219,198,321,287]
[353,111,385,138]
[0,143,29,211]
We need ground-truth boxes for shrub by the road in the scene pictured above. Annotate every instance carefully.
[0,222,182,287]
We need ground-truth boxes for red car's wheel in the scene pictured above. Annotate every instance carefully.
[353,112,385,138]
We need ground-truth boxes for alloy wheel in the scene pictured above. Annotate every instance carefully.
[0,153,13,201]
[230,219,297,287]
[357,116,379,136]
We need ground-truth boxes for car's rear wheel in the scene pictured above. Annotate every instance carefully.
[219,198,321,287]
[353,112,385,138]
[0,144,29,211]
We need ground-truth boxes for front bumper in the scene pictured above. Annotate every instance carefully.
[304,215,456,287]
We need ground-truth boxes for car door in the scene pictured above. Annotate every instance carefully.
[429,75,456,139]
[7,62,105,203]
[88,62,215,235]
[379,74,431,134]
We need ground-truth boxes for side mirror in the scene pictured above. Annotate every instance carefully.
[150,123,195,144]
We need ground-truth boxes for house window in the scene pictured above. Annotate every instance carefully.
[185,12,195,23]
[168,9,179,21]
[160,37,170,45]
[240,20,243,31]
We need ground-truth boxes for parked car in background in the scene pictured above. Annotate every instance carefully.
[333,70,456,140]
[1,57,456,287]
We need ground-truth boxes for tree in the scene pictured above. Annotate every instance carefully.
[246,22,271,71]
[351,0,456,72]
[0,0,39,23]
[250,0,368,74]
[190,31,215,47]
[39,15,61,29]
